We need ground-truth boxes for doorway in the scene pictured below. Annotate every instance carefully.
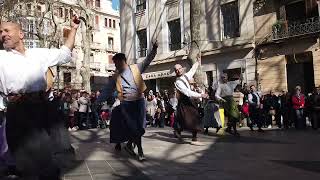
[286,51,315,94]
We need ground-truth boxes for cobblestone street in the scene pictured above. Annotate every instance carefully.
[61,127,320,180]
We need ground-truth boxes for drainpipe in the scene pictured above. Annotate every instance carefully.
[317,0,320,17]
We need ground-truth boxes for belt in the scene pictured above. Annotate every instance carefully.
[6,91,48,103]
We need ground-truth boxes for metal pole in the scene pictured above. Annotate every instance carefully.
[57,66,60,93]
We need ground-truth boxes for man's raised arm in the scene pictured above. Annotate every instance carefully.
[138,41,158,73]
[185,55,201,80]
[45,16,80,67]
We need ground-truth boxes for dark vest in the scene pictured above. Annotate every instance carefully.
[251,93,258,104]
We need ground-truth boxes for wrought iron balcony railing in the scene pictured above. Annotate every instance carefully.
[53,82,83,90]
[169,43,182,51]
[272,17,320,40]
[90,62,101,70]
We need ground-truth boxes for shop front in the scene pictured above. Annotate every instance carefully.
[142,69,176,93]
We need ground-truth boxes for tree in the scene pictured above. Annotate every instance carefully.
[188,0,207,88]
[0,0,66,48]
[77,0,93,93]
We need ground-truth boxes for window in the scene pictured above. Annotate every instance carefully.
[136,0,146,12]
[95,15,99,26]
[63,72,72,83]
[108,37,114,49]
[95,0,100,8]
[168,19,181,51]
[137,29,147,57]
[223,68,241,81]
[24,19,35,39]
[86,0,93,6]
[91,34,94,42]
[26,3,32,15]
[221,1,240,39]
[113,20,116,28]
[27,4,31,11]
[109,19,112,28]
[58,7,63,18]
[90,52,94,63]
[70,9,73,18]
[104,18,108,27]
[36,6,42,16]
[24,40,39,49]
[65,9,69,20]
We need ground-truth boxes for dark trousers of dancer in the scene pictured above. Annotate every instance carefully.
[249,107,262,130]
[5,93,71,180]
[175,95,201,141]
[110,99,145,156]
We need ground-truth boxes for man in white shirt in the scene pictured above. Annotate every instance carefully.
[248,85,264,132]
[215,73,241,136]
[0,16,79,179]
[78,91,91,129]
[174,57,208,145]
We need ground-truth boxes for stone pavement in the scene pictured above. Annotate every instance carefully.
[61,127,320,180]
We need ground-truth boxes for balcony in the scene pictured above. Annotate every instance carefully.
[272,17,320,40]
[91,42,102,50]
[106,45,114,52]
[60,61,76,68]
[53,82,83,90]
[90,62,101,70]
[169,43,182,51]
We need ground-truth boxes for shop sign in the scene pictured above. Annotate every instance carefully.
[142,70,174,80]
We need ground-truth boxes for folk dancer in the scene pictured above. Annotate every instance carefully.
[215,73,241,136]
[174,57,209,145]
[0,17,79,179]
[97,42,158,161]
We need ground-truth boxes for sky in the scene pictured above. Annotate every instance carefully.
[112,0,119,10]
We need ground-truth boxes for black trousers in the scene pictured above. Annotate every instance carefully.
[249,107,262,129]
[312,110,320,129]
[5,97,70,179]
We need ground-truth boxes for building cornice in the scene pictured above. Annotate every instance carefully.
[148,43,254,66]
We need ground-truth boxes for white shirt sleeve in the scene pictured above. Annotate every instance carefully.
[215,85,223,101]
[185,62,199,80]
[229,80,240,90]
[41,46,72,67]
[248,93,256,106]
[175,80,202,98]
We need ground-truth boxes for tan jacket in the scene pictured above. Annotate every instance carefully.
[115,64,147,101]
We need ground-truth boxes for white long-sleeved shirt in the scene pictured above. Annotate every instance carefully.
[97,48,157,103]
[248,91,261,106]
[174,62,202,98]
[0,95,5,111]
[215,80,239,100]
[0,46,71,95]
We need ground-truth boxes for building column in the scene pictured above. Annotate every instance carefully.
[313,49,320,87]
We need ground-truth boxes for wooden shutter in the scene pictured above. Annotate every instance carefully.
[305,0,318,17]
